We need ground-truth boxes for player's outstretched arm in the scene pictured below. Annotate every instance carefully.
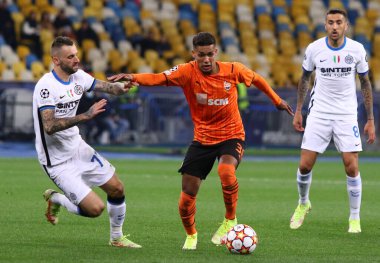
[359,74,376,144]
[276,100,294,116]
[108,72,167,86]
[93,79,133,96]
[107,73,134,83]
[293,70,312,132]
[41,99,107,135]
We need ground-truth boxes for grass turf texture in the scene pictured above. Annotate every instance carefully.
[1,158,379,262]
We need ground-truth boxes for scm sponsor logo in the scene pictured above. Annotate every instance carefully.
[208,98,229,106]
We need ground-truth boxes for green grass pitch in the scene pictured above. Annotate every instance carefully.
[0,157,379,262]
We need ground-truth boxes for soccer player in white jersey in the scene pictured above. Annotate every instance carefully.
[33,36,141,248]
[289,9,376,233]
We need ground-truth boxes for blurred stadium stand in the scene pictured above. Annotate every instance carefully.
[0,0,379,148]
[0,0,379,88]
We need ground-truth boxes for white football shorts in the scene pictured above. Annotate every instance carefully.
[42,139,115,205]
[301,115,362,153]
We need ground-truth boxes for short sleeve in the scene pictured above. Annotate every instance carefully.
[234,62,255,87]
[163,63,192,86]
[76,69,96,92]
[35,80,55,110]
[302,44,314,72]
[356,44,369,75]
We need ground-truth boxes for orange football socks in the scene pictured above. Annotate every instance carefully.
[178,191,197,235]
[218,163,238,220]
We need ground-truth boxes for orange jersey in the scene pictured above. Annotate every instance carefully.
[132,61,281,145]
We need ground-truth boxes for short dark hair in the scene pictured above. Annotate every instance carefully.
[51,36,75,55]
[192,32,216,48]
[326,8,348,20]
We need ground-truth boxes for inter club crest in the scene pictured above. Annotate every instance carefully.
[345,54,354,64]
[74,84,83,95]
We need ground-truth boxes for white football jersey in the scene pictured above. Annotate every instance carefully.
[33,69,96,166]
[302,36,369,120]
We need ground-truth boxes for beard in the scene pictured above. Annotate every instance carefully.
[60,63,78,75]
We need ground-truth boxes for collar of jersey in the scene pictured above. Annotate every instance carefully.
[52,70,71,85]
[325,36,346,51]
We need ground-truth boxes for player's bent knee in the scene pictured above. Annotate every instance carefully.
[79,193,105,217]
[86,203,105,217]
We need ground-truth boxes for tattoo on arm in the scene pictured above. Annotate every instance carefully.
[94,80,123,95]
[359,74,374,120]
[296,71,312,110]
[41,109,86,135]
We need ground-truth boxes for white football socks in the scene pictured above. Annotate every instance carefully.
[297,169,312,205]
[107,201,126,240]
[347,173,362,220]
[51,192,80,214]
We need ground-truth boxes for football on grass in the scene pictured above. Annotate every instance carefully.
[225,224,258,254]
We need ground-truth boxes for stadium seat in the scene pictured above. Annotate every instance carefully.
[42,41,52,56]
[153,58,170,72]
[100,40,114,54]
[137,64,153,73]
[1,69,15,81]
[31,61,45,80]
[200,0,217,11]
[25,53,39,69]
[42,54,52,69]
[0,61,6,75]
[83,7,101,20]
[17,0,32,7]
[19,69,34,81]
[52,0,66,9]
[93,71,107,81]
[109,51,126,72]
[35,0,49,8]
[87,48,103,63]
[258,14,275,31]
[172,57,186,65]
[40,29,54,44]
[16,45,30,62]
[92,59,108,73]
[4,52,20,67]
[142,0,159,13]
[0,36,5,47]
[328,0,344,9]
[254,5,270,17]
[82,39,96,51]
[123,2,141,22]
[355,34,372,54]
[298,32,313,50]
[128,58,145,72]
[11,12,24,39]
[144,49,159,68]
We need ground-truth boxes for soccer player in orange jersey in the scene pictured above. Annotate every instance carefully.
[109,32,294,250]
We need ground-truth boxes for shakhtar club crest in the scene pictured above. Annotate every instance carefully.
[224,81,231,91]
